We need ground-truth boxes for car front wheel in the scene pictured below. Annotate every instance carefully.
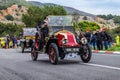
[48,43,59,65]
[80,45,92,63]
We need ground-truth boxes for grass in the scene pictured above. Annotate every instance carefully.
[91,43,120,51]
[107,45,120,51]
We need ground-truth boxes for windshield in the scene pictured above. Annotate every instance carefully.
[48,15,72,26]
[48,16,75,34]
[23,28,37,36]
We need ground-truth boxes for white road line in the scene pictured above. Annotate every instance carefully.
[83,63,120,70]
[93,53,120,57]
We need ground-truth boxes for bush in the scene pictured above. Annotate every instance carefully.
[111,26,120,39]
[77,21,100,32]
[5,14,14,21]
[18,5,22,8]
[0,22,23,37]
[0,5,7,10]
[113,16,120,24]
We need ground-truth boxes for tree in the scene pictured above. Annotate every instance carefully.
[22,14,36,27]
[0,5,7,10]
[107,14,114,20]
[0,22,23,37]
[77,21,100,32]
[113,16,120,24]
[83,16,87,20]
[22,5,67,27]
[5,14,14,21]
[97,14,114,20]
[112,26,120,35]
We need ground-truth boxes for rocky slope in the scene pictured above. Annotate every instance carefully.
[0,3,28,25]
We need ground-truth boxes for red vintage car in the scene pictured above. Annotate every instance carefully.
[31,16,92,65]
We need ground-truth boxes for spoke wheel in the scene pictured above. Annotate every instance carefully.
[31,45,38,61]
[49,43,59,65]
[21,43,25,53]
[81,45,92,63]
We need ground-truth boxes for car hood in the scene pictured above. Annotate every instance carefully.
[56,30,79,47]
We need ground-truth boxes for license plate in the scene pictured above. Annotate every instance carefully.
[66,48,79,52]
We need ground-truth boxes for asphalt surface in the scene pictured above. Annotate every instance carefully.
[0,48,120,80]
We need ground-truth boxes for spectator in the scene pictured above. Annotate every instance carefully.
[11,36,15,48]
[95,30,103,50]
[90,31,96,50]
[115,34,119,45]
[6,34,10,48]
[101,28,109,50]
[14,35,18,48]
[84,29,91,44]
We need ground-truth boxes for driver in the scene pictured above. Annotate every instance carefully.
[36,16,49,45]
[41,16,49,39]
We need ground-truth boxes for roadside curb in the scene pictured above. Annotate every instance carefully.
[92,50,120,55]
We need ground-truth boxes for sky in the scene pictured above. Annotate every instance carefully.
[26,0,120,15]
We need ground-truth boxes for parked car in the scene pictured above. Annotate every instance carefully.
[0,37,6,48]
[31,15,92,65]
[0,37,13,48]
[20,28,36,53]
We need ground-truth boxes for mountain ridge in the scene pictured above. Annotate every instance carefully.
[0,0,31,8]
[28,1,95,17]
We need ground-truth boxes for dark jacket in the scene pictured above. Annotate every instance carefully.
[101,31,109,41]
[95,32,102,42]
[85,32,91,42]
[91,34,96,42]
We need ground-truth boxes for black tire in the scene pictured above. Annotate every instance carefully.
[21,43,25,53]
[48,43,59,65]
[80,45,92,63]
[31,44,38,61]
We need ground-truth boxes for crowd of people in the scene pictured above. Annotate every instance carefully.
[0,34,19,48]
[83,28,113,50]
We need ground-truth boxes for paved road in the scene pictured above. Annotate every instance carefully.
[0,48,120,80]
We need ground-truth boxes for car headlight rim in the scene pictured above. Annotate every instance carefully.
[81,37,88,44]
[62,39,68,44]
